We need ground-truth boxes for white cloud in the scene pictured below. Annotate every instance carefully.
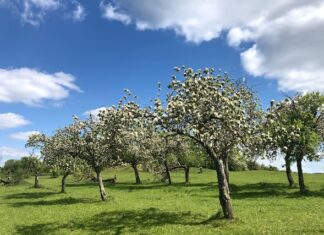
[0,67,80,106]
[0,113,29,129]
[101,0,324,93]
[0,146,28,166]
[71,1,86,22]
[239,3,324,92]
[19,0,60,26]
[100,2,131,25]
[10,130,40,141]
[83,107,107,117]
[0,0,86,25]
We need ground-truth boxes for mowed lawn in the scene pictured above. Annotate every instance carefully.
[1,168,324,235]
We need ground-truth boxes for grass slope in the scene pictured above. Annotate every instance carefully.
[1,168,324,235]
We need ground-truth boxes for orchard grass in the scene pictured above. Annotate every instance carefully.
[1,168,324,235]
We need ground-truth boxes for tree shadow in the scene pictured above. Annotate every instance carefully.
[4,192,57,200]
[230,182,324,199]
[65,182,96,188]
[9,197,97,207]
[15,208,228,235]
[111,182,216,191]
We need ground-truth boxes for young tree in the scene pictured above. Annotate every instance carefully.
[20,156,43,188]
[78,108,123,201]
[264,99,300,187]
[154,67,262,219]
[28,131,87,193]
[118,100,153,184]
[265,92,324,192]
[167,137,206,183]
[291,93,323,192]
[149,133,182,185]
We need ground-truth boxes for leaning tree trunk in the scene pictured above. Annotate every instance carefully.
[164,160,172,185]
[184,166,190,183]
[284,156,294,187]
[214,158,234,219]
[205,147,234,220]
[61,172,70,193]
[296,157,306,193]
[96,171,107,201]
[131,161,141,184]
[223,156,230,186]
[34,174,40,188]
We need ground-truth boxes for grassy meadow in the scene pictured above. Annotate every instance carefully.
[1,168,324,235]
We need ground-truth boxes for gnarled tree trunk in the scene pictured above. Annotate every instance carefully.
[96,171,107,201]
[223,156,230,186]
[214,157,234,219]
[34,174,40,188]
[184,166,190,183]
[164,160,172,185]
[296,157,306,192]
[131,161,141,184]
[61,171,70,193]
[284,156,294,187]
[206,147,234,220]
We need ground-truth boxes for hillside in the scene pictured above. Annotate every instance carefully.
[1,168,324,235]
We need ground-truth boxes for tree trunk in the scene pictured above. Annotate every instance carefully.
[184,166,190,183]
[296,157,306,193]
[131,162,141,184]
[34,174,40,188]
[208,152,234,219]
[223,156,230,186]
[164,160,172,185]
[96,171,107,201]
[61,172,70,193]
[284,157,294,187]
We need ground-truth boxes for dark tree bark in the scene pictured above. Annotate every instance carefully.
[284,156,294,187]
[214,157,234,219]
[33,174,40,188]
[184,166,190,183]
[61,172,70,193]
[96,171,107,201]
[296,157,306,192]
[131,161,141,184]
[164,160,172,185]
[223,156,230,186]
[205,147,233,219]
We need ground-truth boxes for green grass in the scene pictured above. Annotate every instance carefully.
[1,168,324,235]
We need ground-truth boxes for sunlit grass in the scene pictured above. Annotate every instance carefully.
[1,168,324,234]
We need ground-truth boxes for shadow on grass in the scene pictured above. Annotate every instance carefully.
[4,192,57,200]
[110,182,216,191]
[15,208,227,235]
[9,197,97,207]
[230,182,324,199]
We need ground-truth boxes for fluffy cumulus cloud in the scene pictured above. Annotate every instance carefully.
[101,0,324,93]
[0,0,85,25]
[10,130,40,141]
[0,113,29,129]
[71,0,86,22]
[0,67,81,106]
[0,146,28,166]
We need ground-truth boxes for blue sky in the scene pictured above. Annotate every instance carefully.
[0,0,323,172]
